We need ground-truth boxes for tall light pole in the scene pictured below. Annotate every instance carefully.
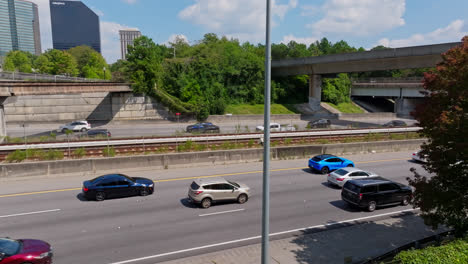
[261,0,272,263]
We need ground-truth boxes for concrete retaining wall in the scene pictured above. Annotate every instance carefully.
[4,92,169,123]
[338,112,397,121]
[0,139,424,179]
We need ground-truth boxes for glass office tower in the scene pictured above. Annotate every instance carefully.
[0,0,41,57]
[50,0,101,53]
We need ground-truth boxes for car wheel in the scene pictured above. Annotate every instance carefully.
[237,194,248,204]
[347,164,354,167]
[140,187,149,196]
[95,191,105,201]
[367,201,377,212]
[401,196,410,206]
[321,166,329,174]
[201,198,212,209]
[81,128,87,132]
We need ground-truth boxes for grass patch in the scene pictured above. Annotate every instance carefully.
[325,102,364,113]
[225,104,298,115]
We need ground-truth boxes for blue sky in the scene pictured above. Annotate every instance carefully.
[31,0,468,63]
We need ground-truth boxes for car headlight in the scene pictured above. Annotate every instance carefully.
[148,184,154,187]
[34,251,52,259]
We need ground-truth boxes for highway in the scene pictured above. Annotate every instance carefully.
[0,151,425,264]
[5,118,418,139]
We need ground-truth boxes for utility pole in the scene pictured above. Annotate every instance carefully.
[261,0,272,264]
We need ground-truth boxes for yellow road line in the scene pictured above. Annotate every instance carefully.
[0,188,81,198]
[0,158,409,198]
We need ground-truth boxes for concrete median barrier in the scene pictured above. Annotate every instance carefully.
[0,139,424,179]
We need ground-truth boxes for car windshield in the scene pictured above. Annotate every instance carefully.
[90,176,103,183]
[120,174,135,182]
[227,181,240,188]
[334,169,348,176]
[0,238,21,256]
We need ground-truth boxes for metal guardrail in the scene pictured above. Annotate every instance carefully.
[351,77,423,83]
[0,127,422,151]
[0,71,109,82]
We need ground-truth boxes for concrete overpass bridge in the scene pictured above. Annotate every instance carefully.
[0,81,133,138]
[272,42,461,115]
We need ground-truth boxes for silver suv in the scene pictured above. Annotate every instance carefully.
[188,178,250,208]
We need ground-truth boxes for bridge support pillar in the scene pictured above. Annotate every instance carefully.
[394,98,422,117]
[309,74,322,111]
[0,105,5,142]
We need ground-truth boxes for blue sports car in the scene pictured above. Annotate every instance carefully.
[308,154,354,174]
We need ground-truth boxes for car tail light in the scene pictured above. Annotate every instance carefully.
[194,191,203,195]
[327,174,330,177]
[412,153,416,156]
[336,178,344,181]
[83,187,89,192]
[359,193,363,200]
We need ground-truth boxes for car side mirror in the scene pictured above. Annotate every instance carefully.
[0,252,5,261]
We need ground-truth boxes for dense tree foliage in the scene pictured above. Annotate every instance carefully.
[408,37,468,237]
[35,49,79,76]
[2,50,35,73]
[68,45,111,79]
[118,34,369,119]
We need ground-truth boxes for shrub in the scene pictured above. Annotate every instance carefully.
[102,147,116,157]
[73,148,87,158]
[49,132,56,139]
[45,149,64,160]
[394,238,468,264]
[184,140,193,151]
[6,150,26,163]
[194,143,207,151]
[390,133,406,140]
[284,138,292,145]
[248,139,255,148]
[39,136,50,142]
[317,139,330,144]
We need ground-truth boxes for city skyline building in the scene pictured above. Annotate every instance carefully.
[119,29,141,60]
[50,0,101,53]
[0,0,41,57]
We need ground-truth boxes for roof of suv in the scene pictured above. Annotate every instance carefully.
[347,177,392,186]
[193,178,229,186]
[313,154,336,160]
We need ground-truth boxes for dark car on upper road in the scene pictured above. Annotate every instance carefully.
[341,177,412,212]
[308,154,355,174]
[308,119,331,129]
[383,120,407,127]
[0,237,53,264]
[82,174,154,201]
[186,122,220,133]
[81,129,111,138]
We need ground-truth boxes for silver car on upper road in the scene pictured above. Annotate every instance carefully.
[327,167,379,188]
[188,178,250,208]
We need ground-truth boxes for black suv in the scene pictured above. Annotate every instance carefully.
[341,177,412,212]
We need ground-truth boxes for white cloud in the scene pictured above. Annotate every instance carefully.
[377,20,467,48]
[307,0,406,36]
[122,0,138,4]
[167,34,189,45]
[281,34,317,45]
[179,0,298,42]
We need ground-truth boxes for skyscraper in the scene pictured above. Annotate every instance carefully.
[0,0,41,57]
[50,0,101,53]
[119,29,141,60]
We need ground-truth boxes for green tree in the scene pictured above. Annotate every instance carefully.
[68,45,110,79]
[322,73,351,104]
[2,50,34,73]
[408,37,468,237]
[35,49,79,76]
[126,36,165,94]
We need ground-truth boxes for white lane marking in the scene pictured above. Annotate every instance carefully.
[108,208,418,264]
[199,209,245,217]
[0,209,61,218]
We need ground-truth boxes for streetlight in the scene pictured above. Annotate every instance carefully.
[261,0,272,264]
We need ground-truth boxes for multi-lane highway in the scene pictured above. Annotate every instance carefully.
[0,151,425,264]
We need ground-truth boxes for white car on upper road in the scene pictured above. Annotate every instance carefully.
[412,150,427,163]
[58,120,91,133]
[327,167,379,188]
[256,123,296,132]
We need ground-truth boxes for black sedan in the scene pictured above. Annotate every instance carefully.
[383,120,407,127]
[186,122,220,133]
[82,174,154,201]
[308,119,331,129]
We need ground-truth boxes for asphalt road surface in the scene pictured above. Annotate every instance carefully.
[0,151,425,264]
[6,117,418,139]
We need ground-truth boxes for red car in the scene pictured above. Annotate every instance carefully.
[0,238,52,264]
